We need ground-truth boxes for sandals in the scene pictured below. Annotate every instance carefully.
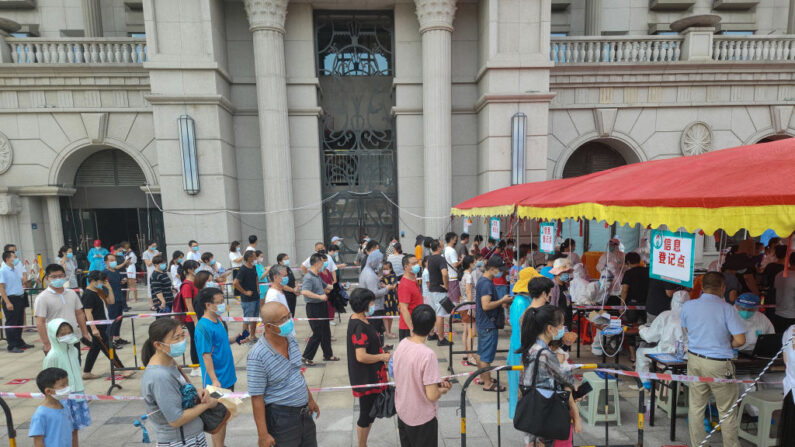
[302,358,316,367]
[483,383,505,392]
[323,356,340,361]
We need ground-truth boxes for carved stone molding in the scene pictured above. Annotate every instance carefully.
[770,105,794,135]
[0,193,20,216]
[681,121,712,156]
[243,0,289,34]
[594,108,617,137]
[415,0,457,33]
[0,131,11,174]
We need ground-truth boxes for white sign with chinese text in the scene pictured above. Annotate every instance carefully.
[540,222,556,254]
[649,229,695,288]
[490,217,500,240]
[463,217,472,234]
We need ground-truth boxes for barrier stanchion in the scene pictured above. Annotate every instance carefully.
[0,396,16,447]
[447,302,509,374]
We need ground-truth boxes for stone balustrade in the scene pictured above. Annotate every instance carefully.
[550,36,683,64]
[712,36,795,61]
[6,38,147,64]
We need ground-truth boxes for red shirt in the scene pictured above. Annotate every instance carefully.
[397,276,423,330]
[179,279,198,323]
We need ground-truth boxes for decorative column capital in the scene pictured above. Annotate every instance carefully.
[0,193,20,216]
[414,0,457,33]
[243,0,289,34]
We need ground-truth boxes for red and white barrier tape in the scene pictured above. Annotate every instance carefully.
[598,368,782,385]
[574,305,645,310]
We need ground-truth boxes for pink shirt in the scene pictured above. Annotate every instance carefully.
[393,338,441,426]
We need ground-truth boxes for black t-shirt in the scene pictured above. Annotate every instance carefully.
[621,266,649,305]
[427,254,447,292]
[236,265,260,302]
[762,263,785,288]
[284,267,296,301]
[346,318,388,397]
[81,288,107,321]
[646,278,677,316]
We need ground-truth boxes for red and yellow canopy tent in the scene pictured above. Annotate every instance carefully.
[451,138,795,238]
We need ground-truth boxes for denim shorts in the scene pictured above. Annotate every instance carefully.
[477,327,499,364]
[241,300,259,318]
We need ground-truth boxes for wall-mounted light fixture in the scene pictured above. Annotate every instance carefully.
[177,115,199,194]
[511,112,527,185]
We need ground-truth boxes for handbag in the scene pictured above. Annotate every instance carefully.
[513,347,571,440]
[368,386,397,419]
[489,307,505,329]
[440,296,455,313]
[177,366,231,435]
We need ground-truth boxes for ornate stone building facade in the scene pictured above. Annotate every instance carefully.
[0,0,793,265]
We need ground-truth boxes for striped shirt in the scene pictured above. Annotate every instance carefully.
[150,271,174,310]
[246,335,308,407]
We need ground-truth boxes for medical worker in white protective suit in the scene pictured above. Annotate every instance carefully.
[635,290,690,389]
[596,238,626,297]
[569,263,599,305]
[734,292,779,416]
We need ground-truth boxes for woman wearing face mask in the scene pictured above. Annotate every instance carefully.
[517,305,582,446]
[57,245,78,288]
[254,250,270,298]
[142,240,160,310]
[43,319,92,432]
[141,318,218,446]
[81,270,123,379]
[346,288,391,447]
[170,251,185,291]
[150,254,174,313]
[459,255,478,366]
[176,260,201,375]
[228,241,243,299]
[276,253,299,316]
[194,287,237,447]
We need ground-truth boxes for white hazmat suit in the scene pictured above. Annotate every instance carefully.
[635,291,690,386]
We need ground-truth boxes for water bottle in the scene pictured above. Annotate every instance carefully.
[675,340,684,359]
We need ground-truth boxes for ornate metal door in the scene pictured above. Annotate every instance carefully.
[315,11,398,261]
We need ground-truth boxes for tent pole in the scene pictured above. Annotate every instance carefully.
[515,210,520,266]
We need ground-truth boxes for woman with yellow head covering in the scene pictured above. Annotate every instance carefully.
[508,266,542,418]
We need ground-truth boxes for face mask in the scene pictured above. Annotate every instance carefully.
[12,258,19,266]
[608,245,616,253]
[495,271,503,278]
[281,276,289,286]
[215,303,226,315]
[236,248,241,253]
[559,273,571,282]
[272,319,294,337]
[383,269,391,276]
[366,304,375,316]
[94,244,101,248]
[738,310,754,320]
[50,278,67,288]
[192,246,199,252]
[158,263,167,270]
[177,258,184,264]
[553,327,565,341]
[150,246,157,251]
[365,238,370,243]
[58,334,79,344]
[206,281,218,289]
[66,252,74,259]
[54,386,71,397]
[411,264,421,275]
[164,339,187,358]
[322,261,328,270]
[476,261,484,268]
[283,259,291,267]
[109,261,118,269]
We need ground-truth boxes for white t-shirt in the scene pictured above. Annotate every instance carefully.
[142,249,159,280]
[302,254,337,272]
[229,251,243,269]
[170,264,182,289]
[125,251,138,277]
[186,251,201,262]
[782,325,795,403]
[245,245,256,253]
[459,270,474,302]
[443,246,458,280]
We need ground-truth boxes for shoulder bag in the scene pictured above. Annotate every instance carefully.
[176,365,231,435]
[368,385,397,419]
[513,347,571,440]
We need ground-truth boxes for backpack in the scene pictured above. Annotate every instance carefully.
[173,282,190,315]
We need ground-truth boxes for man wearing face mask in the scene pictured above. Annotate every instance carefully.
[186,240,201,261]
[302,253,337,365]
[87,239,108,274]
[734,293,774,352]
[103,253,129,348]
[398,255,423,341]
[550,258,575,328]
[34,264,91,355]
[248,301,320,447]
[265,265,296,338]
[1,250,30,352]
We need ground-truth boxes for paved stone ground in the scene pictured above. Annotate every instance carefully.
[0,288,764,446]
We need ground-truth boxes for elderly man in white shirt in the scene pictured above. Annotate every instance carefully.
[264,264,296,337]
[301,241,338,282]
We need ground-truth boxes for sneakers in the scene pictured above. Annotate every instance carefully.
[116,338,130,345]
[427,334,439,341]
[330,320,337,326]
[437,338,453,347]
[190,368,202,377]
[8,347,23,353]
[20,343,34,349]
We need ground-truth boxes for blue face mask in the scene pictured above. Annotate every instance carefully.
[281,276,289,286]
[411,264,421,275]
[553,327,565,340]
[366,304,376,316]
[12,258,20,266]
[322,261,329,270]
[206,281,218,289]
[165,339,187,358]
[108,261,117,269]
[738,310,754,320]
[495,271,503,278]
[150,246,157,252]
[192,246,199,252]
[159,263,167,271]
[272,319,294,337]
[50,278,67,289]
[177,258,184,264]
[66,252,74,259]
[476,261,484,268]
[215,303,226,315]
[559,273,571,282]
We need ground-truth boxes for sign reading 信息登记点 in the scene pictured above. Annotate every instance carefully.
[540,222,556,254]
[649,229,695,288]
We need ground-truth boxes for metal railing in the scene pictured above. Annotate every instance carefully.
[712,36,795,61]
[550,36,683,64]
[6,38,147,64]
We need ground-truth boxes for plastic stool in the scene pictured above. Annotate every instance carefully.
[738,390,782,447]
[655,382,689,417]
[577,371,622,425]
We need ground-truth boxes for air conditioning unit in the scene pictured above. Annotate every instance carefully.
[649,0,696,11]
[712,0,759,10]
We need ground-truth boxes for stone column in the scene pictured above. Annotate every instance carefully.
[789,0,795,33]
[415,0,456,237]
[585,0,601,36]
[45,196,64,254]
[0,192,21,247]
[82,0,103,37]
[243,0,296,260]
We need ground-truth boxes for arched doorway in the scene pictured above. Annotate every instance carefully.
[60,148,164,260]
[758,134,792,143]
[559,138,641,254]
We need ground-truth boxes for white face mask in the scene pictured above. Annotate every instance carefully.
[58,334,79,345]
[54,386,71,397]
